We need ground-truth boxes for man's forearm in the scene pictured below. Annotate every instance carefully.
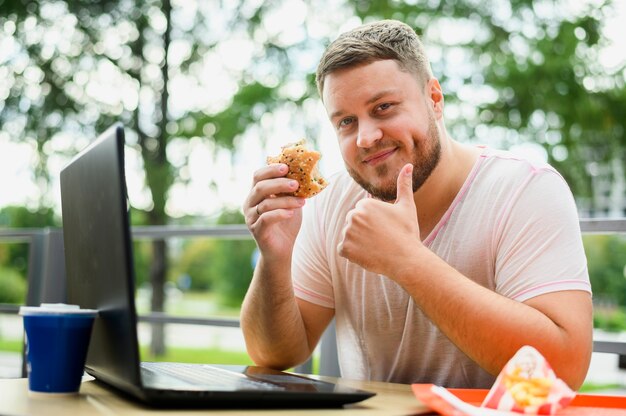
[240,255,311,369]
[395,247,592,389]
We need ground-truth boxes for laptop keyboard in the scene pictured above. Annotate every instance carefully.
[141,362,284,391]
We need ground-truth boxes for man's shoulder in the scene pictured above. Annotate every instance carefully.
[479,147,562,182]
[468,147,576,220]
[461,147,573,208]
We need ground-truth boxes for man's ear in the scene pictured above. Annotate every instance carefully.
[427,78,444,118]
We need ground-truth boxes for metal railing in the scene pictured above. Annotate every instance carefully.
[0,225,324,375]
[0,226,251,332]
[1,218,626,375]
[579,218,626,233]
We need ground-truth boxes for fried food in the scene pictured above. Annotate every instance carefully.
[504,366,553,408]
[482,346,574,414]
[267,139,328,198]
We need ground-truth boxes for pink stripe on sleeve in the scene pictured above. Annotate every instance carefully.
[511,279,592,302]
[293,283,334,308]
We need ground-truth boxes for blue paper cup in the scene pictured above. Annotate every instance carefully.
[19,303,98,395]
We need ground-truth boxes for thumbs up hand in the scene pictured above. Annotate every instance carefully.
[394,163,418,210]
[338,163,423,278]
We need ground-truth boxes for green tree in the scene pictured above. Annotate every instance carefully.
[1,0,176,354]
[0,266,26,304]
[211,210,256,307]
[170,209,256,307]
[584,234,626,331]
[173,239,218,291]
[584,234,626,306]
[0,0,342,353]
[3,0,625,345]
[0,205,58,304]
[0,206,58,279]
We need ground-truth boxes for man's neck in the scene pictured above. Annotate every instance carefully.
[413,136,481,239]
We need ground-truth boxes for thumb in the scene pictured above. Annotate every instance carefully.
[395,163,415,206]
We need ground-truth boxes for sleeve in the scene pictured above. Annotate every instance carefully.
[291,193,335,309]
[493,168,592,302]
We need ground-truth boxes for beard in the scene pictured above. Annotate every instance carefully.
[346,112,442,201]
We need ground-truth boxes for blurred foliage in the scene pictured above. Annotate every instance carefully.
[0,0,319,209]
[127,207,151,288]
[173,239,218,291]
[583,234,626,331]
[593,307,626,333]
[0,206,56,304]
[132,240,152,289]
[0,206,58,280]
[0,206,59,228]
[170,209,256,307]
[2,1,624,210]
[0,266,26,304]
[0,0,327,332]
[211,210,257,307]
[1,0,626,317]
[583,234,626,306]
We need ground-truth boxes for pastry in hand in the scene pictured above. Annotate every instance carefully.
[266,139,328,198]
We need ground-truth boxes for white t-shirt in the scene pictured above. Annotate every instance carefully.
[291,147,591,388]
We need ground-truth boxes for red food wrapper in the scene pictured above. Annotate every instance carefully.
[481,345,576,414]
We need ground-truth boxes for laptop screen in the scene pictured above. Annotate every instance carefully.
[60,124,144,394]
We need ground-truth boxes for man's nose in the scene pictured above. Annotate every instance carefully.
[356,120,382,148]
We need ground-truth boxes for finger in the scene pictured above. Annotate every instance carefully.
[250,208,296,229]
[394,163,415,206]
[253,163,288,185]
[256,196,305,218]
[248,178,300,209]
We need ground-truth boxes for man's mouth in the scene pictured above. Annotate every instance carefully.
[362,148,397,166]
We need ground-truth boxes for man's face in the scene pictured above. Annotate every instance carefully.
[322,59,442,201]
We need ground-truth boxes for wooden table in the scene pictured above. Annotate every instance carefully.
[4,376,625,415]
[0,376,432,416]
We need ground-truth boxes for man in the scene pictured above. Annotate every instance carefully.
[241,20,592,389]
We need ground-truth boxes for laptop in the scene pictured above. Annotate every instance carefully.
[59,123,375,408]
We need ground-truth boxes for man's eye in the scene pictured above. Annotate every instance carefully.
[378,103,392,111]
[338,117,354,128]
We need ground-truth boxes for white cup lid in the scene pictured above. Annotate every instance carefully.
[19,303,98,316]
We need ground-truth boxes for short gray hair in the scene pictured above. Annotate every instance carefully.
[316,20,433,97]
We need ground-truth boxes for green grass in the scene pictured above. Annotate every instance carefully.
[579,382,624,393]
[0,338,22,353]
[139,345,321,374]
[140,345,254,365]
[0,336,254,366]
[1,335,253,366]
[135,290,242,318]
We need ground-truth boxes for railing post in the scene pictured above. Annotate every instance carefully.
[39,228,67,304]
[25,232,45,307]
[22,228,67,377]
[319,319,340,377]
[24,228,66,306]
